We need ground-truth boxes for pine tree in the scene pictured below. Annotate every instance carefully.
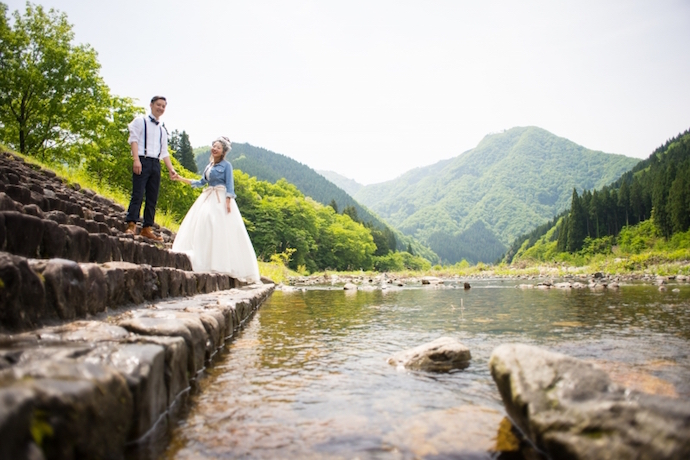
[566,189,587,252]
[176,131,197,173]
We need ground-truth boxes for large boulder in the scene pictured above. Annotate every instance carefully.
[387,337,471,372]
[489,343,690,460]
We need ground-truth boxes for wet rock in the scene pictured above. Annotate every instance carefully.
[1,359,133,459]
[89,342,168,441]
[129,335,189,410]
[388,337,471,372]
[117,313,208,378]
[343,282,358,290]
[489,343,690,460]
[421,276,442,285]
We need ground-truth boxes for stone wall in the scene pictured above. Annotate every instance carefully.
[0,150,275,459]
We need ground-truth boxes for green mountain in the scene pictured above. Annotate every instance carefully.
[195,143,439,262]
[353,126,641,264]
[316,170,364,197]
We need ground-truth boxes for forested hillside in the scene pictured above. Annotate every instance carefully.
[195,143,439,262]
[316,170,364,197]
[354,127,640,264]
[507,128,690,263]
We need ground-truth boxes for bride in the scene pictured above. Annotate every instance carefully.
[172,136,261,283]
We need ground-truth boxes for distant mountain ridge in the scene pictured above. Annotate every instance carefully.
[353,126,641,264]
[316,170,364,197]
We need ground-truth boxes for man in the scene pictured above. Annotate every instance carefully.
[124,95,177,241]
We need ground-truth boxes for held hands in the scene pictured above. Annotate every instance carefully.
[169,170,179,180]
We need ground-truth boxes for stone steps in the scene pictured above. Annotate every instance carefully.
[0,285,274,459]
[0,150,276,459]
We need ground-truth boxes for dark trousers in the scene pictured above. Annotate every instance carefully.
[126,157,161,227]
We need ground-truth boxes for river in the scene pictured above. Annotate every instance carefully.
[162,278,690,459]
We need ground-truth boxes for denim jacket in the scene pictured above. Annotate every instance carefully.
[191,159,236,198]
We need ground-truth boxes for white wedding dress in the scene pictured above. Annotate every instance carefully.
[172,185,261,283]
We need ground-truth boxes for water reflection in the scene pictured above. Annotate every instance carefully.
[163,280,690,459]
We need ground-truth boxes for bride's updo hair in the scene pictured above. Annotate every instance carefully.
[213,136,232,157]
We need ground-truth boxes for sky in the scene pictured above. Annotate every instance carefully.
[5,0,690,184]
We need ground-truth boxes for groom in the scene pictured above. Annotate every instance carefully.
[124,95,178,241]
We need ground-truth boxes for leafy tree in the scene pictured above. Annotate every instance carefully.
[0,2,108,161]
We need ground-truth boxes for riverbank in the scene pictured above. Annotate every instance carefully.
[285,268,690,290]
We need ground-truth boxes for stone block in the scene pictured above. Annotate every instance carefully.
[39,219,66,259]
[118,314,208,378]
[0,192,21,211]
[0,252,48,332]
[102,261,145,305]
[2,211,43,258]
[88,232,112,263]
[4,184,31,205]
[60,224,90,262]
[45,210,69,225]
[80,263,108,315]
[5,359,133,458]
[31,258,87,320]
[92,343,168,441]
[100,263,126,306]
[128,335,189,412]
[154,267,171,299]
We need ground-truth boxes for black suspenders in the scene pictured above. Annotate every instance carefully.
[142,116,164,158]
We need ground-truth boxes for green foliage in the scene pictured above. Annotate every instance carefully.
[234,172,377,272]
[353,126,640,264]
[372,251,431,272]
[617,219,659,254]
[0,3,109,161]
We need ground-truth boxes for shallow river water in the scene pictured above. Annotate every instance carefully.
[162,279,690,459]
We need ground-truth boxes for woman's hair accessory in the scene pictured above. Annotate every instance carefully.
[213,136,232,154]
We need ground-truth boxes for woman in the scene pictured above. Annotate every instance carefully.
[172,137,261,283]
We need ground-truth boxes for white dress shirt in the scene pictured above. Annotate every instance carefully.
[127,115,170,159]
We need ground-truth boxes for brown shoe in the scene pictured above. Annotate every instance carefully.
[140,226,163,242]
[125,222,137,235]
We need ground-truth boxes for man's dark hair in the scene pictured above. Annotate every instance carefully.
[151,95,167,103]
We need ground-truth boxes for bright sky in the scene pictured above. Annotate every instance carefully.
[5,0,690,184]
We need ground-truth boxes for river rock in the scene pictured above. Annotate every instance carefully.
[421,276,442,285]
[489,343,690,460]
[388,337,471,372]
